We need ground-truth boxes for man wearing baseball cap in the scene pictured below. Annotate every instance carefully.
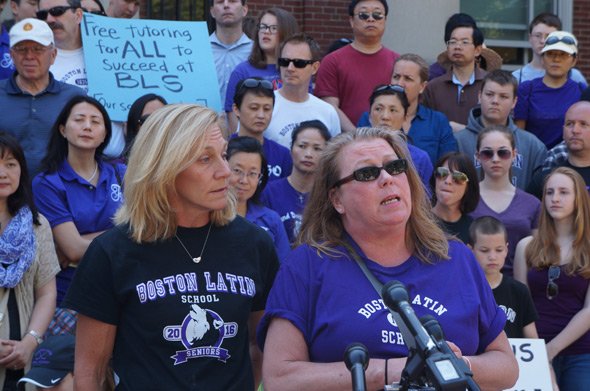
[0,18,85,176]
[514,30,584,149]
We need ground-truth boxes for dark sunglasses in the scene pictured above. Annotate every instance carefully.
[333,159,407,188]
[546,265,561,300]
[239,78,273,91]
[36,5,76,20]
[356,11,385,21]
[545,35,577,47]
[83,8,107,16]
[374,84,405,93]
[478,148,512,161]
[435,167,469,184]
[278,57,315,69]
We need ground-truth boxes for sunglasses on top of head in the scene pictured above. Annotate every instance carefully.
[545,35,576,47]
[434,167,469,185]
[546,265,560,300]
[478,148,512,161]
[356,11,385,21]
[278,58,315,69]
[374,84,405,93]
[36,5,76,20]
[239,78,273,91]
[333,159,407,188]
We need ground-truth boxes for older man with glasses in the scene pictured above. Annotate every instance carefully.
[0,18,85,175]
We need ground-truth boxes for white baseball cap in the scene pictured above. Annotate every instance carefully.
[541,31,578,56]
[9,18,54,48]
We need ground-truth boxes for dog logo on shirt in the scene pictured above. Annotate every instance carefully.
[164,304,238,365]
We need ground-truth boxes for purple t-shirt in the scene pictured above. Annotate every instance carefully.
[528,265,590,356]
[514,78,583,148]
[257,239,505,360]
[262,137,292,181]
[470,188,540,275]
[260,178,307,244]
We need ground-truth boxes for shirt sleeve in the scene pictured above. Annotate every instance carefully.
[33,215,61,289]
[435,112,458,159]
[313,53,339,99]
[514,81,532,121]
[32,174,73,228]
[224,63,246,112]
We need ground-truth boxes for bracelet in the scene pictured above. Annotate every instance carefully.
[463,356,472,371]
[27,330,43,346]
[384,358,389,386]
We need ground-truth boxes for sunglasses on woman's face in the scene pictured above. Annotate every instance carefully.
[434,167,469,185]
[478,148,512,161]
[546,265,561,300]
[333,158,407,188]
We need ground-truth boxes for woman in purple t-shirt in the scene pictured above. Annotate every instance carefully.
[470,125,540,275]
[514,167,590,390]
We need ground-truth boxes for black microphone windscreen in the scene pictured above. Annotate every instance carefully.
[344,343,369,370]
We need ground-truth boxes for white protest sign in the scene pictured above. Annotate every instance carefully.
[505,338,552,391]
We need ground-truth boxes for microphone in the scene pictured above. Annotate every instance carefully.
[421,315,480,391]
[381,280,437,354]
[344,343,369,391]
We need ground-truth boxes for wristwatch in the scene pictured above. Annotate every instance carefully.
[27,330,43,345]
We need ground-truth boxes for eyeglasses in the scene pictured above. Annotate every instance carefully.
[83,8,107,16]
[446,39,474,48]
[545,35,577,47]
[531,33,549,41]
[434,167,469,185]
[356,11,385,21]
[333,159,408,188]
[258,23,279,34]
[546,265,561,300]
[10,45,49,55]
[374,84,405,93]
[278,57,315,68]
[36,5,76,20]
[239,78,273,91]
[231,167,262,181]
[477,148,512,161]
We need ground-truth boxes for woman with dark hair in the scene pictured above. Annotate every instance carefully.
[430,152,479,243]
[227,136,290,260]
[0,133,59,389]
[123,94,167,161]
[224,7,300,132]
[32,96,126,314]
[261,120,331,244]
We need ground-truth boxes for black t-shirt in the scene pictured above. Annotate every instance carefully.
[493,275,538,338]
[64,217,279,390]
[438,214,473,244]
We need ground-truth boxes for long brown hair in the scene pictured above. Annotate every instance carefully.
[525,167,590,278]
[248,7,299,69]
[298,127,449,263]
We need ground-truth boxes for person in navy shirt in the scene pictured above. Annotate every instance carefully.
[259,127,518,390]
[261,120,331,244]
[33,96,125,308]
[227,136,290,261]
[232,77,292,181]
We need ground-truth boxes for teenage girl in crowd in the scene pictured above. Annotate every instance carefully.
[32,96,125,334]
[227,136,290,261]
[123,93,167,162]
[262,120,331,245]
[225,7,299,132]
[515,167,590,390]
[430,152,479,244]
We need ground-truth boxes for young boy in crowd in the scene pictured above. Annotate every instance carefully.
[468,216,539,338]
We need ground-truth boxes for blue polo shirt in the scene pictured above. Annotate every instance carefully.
[32,159,126,305]
[0,73,86,176]
[0,25,14,80]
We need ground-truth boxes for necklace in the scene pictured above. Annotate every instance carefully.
[175,224,213,264]
[85,162,98,183]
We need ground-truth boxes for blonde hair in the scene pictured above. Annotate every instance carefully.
[298,127,449,263]
[115,104,236,243]
[525,167,590,278]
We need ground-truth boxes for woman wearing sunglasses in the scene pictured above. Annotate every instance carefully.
[122,93,167,162]
[227,136,290,261]
[259,127,518,390]
[514,31,584,149]
[430,152,479,244]
[224,7,299,133]
[514,167,590,391]
[470,125,540,276]
[261,120,330,245]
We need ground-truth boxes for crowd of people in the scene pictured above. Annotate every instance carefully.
[0,0,588,390]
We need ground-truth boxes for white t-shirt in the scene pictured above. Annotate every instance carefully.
[50,47,87,91]
[265,90,341,148]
